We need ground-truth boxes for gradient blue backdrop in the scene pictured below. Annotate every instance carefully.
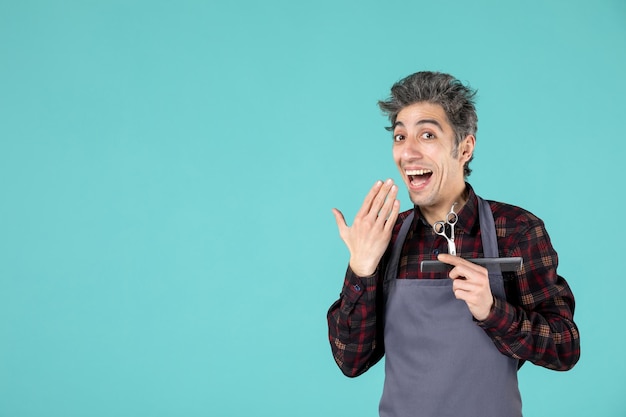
[1,0,624,416]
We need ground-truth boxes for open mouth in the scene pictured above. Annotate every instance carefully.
[406,169,433,187]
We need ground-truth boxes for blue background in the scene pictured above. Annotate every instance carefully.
[1,0,624,415]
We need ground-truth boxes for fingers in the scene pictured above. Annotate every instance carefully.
[383,199,401,232]
[355,180,384,217]
[370,179,395,219]
[375,183,399,225]
[437,254,486,293]
[357,179,397,219]
[437,253,475,268]
[333,180,400,238]
[437,254,483,278]
[438,254,493,320]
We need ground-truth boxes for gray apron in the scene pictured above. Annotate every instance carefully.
[379,196,522,417]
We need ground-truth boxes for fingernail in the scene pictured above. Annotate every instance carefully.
[385,178,393,185]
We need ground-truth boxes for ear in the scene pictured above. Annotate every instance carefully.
[459,135,475,162]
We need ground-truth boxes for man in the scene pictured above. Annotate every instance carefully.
[327,71,580,417]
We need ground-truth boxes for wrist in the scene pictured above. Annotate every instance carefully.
[348,261,377,278]
[474,297,495,322]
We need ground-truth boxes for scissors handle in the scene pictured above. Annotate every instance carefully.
[433,221,447,235]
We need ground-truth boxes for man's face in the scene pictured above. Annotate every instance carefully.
[392,102,474,214]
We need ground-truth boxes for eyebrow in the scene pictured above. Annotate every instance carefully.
[393,119,444,130]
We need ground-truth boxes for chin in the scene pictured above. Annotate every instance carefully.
[408,191,436,208]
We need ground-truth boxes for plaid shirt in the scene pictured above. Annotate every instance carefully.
[327,184,580,377]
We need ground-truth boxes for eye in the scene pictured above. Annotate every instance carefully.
[421,132,436,140]
[393,134,405,142]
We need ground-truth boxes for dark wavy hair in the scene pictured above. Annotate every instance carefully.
[378,71,478,176]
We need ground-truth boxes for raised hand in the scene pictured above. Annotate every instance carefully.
[332,179,401,277]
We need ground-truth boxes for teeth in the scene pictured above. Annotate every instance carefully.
[406,169,432,176]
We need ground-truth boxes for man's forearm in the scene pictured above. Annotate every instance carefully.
[327,268,384,377]
[478,294,580,370]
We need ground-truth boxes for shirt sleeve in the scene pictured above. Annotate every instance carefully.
[327,266,384,377]
[477,217,580,371]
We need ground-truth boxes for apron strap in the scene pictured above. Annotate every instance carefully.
[476,195,506,300]
[476,195,498,258]
[384,211,414,285]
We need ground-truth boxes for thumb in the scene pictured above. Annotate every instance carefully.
[332,208,348,231]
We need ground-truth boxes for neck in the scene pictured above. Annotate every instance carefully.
[419,185,469,225]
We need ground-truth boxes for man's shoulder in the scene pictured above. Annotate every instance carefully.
[469,183,541,226]
[486,198,545,229]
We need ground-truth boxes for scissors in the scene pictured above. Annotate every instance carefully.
[433,203,458,256]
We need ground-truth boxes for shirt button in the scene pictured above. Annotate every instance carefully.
[433,249,439,256]
[353,284,361,291]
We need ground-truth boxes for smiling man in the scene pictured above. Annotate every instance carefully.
[327,71,580,417]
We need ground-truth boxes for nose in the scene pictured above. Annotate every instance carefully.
[400,137,423,159]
